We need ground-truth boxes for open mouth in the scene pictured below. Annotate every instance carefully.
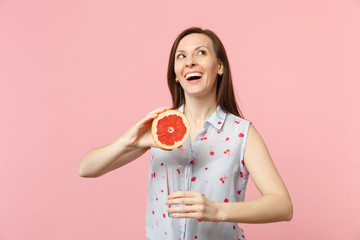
[185,72,203,81]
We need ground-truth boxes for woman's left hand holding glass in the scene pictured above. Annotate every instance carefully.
[165,191,221,222]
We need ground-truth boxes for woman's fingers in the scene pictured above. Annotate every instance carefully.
[151,106,172,114]
[167,205,202,214]
[144,106,171,121]
[128,106,171,148]
[130,106,171,134]
[170,212,200,219]
[134,106,171,129]
[165,191,220,221]
[165,197,199,206]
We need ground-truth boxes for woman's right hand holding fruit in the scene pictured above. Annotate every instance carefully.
[79,106,169,177]
[122,106,171,149]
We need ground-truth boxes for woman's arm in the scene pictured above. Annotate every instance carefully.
[78,138,146,178]
[78,106,169,178]
[166,124,293,223]
[217,123,293,222]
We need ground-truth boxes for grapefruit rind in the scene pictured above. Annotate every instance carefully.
[151,110,190,150]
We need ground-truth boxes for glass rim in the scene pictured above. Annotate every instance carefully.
[164,164,191,168]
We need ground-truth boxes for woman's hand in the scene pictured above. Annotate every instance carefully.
[122,106,170,149]
[165,191,221,222]
[79,106,171,177]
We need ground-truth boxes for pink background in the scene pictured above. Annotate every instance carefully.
[1,0,359,239]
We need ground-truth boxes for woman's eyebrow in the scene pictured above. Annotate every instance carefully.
[176,46,209,52]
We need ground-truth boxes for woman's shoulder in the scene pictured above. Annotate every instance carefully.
[221,112,252,140]
[224,111,252,126]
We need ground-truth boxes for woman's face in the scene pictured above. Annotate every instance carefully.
[174,33,223,99]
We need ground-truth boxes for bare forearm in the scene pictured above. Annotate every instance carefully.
[79,138,146,178]
[78,107,169,177]
[216,193,293,223]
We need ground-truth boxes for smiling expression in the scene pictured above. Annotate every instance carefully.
[174,33,224,98]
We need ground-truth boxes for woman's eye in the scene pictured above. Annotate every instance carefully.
[177,54,185,59]
[198,50,206,56]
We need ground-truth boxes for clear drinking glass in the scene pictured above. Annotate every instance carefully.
[165,165,192,217]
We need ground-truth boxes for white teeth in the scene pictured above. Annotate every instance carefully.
[185,72,203,80]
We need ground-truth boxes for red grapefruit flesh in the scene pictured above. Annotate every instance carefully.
[151,110,190,150]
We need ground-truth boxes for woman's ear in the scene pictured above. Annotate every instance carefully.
[218,61,224,75]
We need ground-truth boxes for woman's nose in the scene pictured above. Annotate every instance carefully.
[186,56,197,67]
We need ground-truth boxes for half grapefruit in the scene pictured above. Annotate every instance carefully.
[151,110,190,150]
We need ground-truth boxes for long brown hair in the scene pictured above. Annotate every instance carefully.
[167,27,244,118]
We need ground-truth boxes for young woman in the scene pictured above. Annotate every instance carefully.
[79,27,293,240]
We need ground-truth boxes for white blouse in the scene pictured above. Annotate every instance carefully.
[146,105,251,240]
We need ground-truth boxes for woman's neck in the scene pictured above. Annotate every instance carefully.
[183,96,217,128]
